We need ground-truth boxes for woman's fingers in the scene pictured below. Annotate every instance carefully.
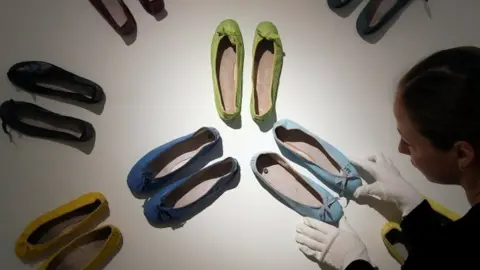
[296,223,328,243]
[298,244,324,262]
[295,233,325,251]
[353,182,385,200]
[298,244,317,257]
[351,157,378,177]
[302,217,336,235]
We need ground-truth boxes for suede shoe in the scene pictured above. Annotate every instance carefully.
[15,192,108,261]
[251,152,342,223]
[38,225,122,270]
[251,21,284,122]
[8,61,104,104]
[144,157,240,225]
[0,100,95,142]
[139,0,165,15]
[128,127,221,196]
[356,0,415,37]
[327,0,353,9]
[273,119,362,197]
[211,19,244,121]
[89,0,136,36]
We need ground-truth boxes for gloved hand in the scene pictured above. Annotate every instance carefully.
[351,153,424,217]
[295,217,371,270]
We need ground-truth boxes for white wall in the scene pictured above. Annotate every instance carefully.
[0,0,478,269]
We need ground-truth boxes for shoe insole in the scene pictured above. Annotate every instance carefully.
[27,200,101,244]
[275,127,341,175]
[216,37,237,114]
[385,229,409,260]
[253,39,274,116]
[367,0,397,27]
[150,128,215,178]
[102,0,128,26]
[49,227,110,270]
[21,115,84,138]
[256,154,323,207]
[37,81,94,99]
[165,159,233,208]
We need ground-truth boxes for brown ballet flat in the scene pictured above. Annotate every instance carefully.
[89,0,136,36]
[139,0,165,15]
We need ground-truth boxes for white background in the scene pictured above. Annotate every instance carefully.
[0,0,478,269]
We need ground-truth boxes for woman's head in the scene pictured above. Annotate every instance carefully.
[395,46,480,185]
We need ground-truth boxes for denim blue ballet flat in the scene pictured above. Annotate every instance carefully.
[127,127,221,196]
[251,152,342,223]
[143,157,240,224]
[273,119,361,197]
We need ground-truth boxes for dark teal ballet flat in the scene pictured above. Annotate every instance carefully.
[327,0,353,9]
[356,0,420,36]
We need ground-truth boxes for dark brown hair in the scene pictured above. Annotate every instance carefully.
[398,46,480,151]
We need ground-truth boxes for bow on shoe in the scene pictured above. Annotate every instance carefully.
[217,27,242,45]
[334,165,361,195]
[256,29,281,47]
[156,205,172,221]
[335,175,361,196]
[140,171,154,190]
[319,196,339,220]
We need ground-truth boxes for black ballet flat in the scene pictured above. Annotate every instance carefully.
[0,100,95,142]
[7,61,105,104]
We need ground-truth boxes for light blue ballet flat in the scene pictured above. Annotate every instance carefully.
[272,119,362,197]
[251,152,343,224]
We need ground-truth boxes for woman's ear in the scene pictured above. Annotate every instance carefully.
[454,141,475,171]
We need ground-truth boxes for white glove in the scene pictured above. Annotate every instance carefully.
[295,217,371,270]
[352,153,424,217]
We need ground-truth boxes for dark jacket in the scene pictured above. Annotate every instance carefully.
[346,200,480,269]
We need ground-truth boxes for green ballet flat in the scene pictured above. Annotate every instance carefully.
[211,19,244,121]
[251,21,284,122]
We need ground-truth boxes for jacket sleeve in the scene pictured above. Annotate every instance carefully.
[345,260,376,270]
[400,200,451,248]
[399,200,455,269]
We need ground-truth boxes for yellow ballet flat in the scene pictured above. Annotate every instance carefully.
[15,192,109,261]
[381,198,461,265]
[38,225,123,270]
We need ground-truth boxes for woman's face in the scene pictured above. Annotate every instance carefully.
[394,96,461,185]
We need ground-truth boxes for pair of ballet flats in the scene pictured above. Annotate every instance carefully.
[127,127,240,225]
[211,19,284,123]
[15,192,122,270]
[251,119,363,224]
[328,0,426,37]
[1,61,105,143]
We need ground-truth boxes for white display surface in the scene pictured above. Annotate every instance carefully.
[1,0,478,269]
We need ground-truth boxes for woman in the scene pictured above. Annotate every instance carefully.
[294,46,480,269]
